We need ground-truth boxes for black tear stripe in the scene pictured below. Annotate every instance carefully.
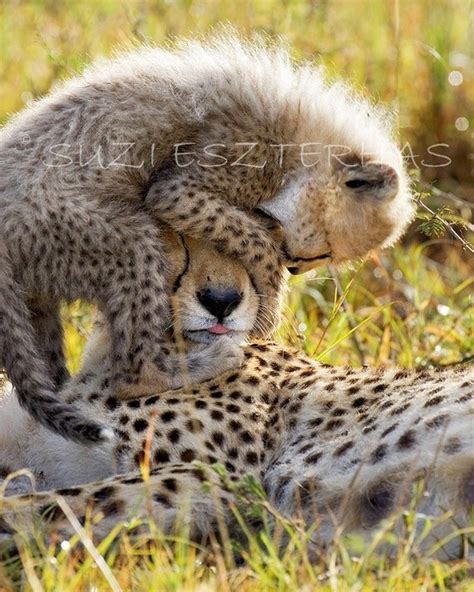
[249,276,259,300]
[172,234,190,293]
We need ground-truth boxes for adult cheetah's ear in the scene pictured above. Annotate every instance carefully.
[343,163,399,202]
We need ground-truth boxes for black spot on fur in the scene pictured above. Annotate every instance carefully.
[153,493,171,507]
[181,449,196,462]
[167,428,181,444]
[397,430,416,450]
[424,396,444,408]
[240,430,254,444]
[443,438,461,455]
[228,419,242,431]
[154,449,170,463]
[163,478,178,493]
[105,396,120,411]
[425,414,449,429]
[212,431,225,446]
[57,487,82,497]
[161,410,176,423]
[334,441,354,456]
[246,451,259,465]
[370,444,387,464]
[186,418,204,432]
[308,417,323,428]
[244,376,260,385]
[325,419,343,431]
[122,476,143,485]
[228,448,239,459]
[92,486,115,501]
[133,418,148,432]
[390,403,410,416]
[226,403,240,413]
[362,485,394,525]
[381,423,398,438]
[305,451,323,464]
[102,499,125,517]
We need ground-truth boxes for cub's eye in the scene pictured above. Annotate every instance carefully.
[254,208,283,232]
[345,179,371,189]
[255,207,275,219]
[255,208,279,225]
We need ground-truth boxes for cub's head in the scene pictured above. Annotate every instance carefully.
[163,228,261,345]
[261,152,414,275]
[256,89,415,274]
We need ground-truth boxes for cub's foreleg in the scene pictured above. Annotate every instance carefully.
[146,179,285,336]
[1,201,172,439]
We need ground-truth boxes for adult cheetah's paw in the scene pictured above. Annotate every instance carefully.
[206,336,245,373]
[113,339,244,396]
[180,337,244,386]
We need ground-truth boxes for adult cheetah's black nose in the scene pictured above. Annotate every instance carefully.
[197,288,242,320]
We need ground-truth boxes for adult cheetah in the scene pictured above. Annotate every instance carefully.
[0,235,471,560]
[0,35,415,444]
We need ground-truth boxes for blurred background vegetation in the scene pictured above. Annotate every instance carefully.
[0,2,473,590]
[1,0,472,371]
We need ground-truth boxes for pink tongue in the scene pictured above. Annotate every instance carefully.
[208,323,230,335]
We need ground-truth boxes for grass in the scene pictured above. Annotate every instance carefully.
[0,0,473,590]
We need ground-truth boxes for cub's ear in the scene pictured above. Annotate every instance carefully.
[343,163,399,201]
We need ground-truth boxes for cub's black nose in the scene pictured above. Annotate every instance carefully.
[197,289,242,320]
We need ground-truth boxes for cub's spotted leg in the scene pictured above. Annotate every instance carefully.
[0,243,111,444]
[102,272,172,398]
[87,218,173,399]
[146,179,286,337]
[29,298,69,389]
[92,215,241,397]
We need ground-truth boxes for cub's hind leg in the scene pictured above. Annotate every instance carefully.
[29,298,69,389]
[0,242,111,444]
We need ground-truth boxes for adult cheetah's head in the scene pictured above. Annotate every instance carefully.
[84,227,264,367]
[163,227,261,345]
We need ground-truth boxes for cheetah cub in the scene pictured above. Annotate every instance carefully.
[0,36,414,444]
